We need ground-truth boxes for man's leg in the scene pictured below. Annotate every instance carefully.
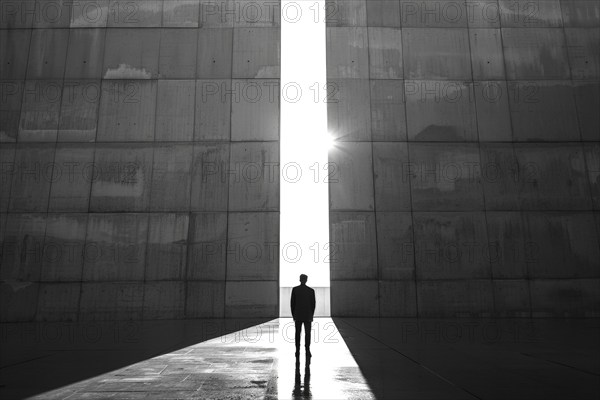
[304,321,312,357]
[294,321,302,356]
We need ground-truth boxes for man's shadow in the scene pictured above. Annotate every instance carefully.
[292,359,311,398]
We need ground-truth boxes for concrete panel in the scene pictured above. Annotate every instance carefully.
[379,281,417,317]
[79,282,144,320]
[408,143,484,210]
[405,80,478,141]
[159,29,198,78]
[565,28,600,80]
[41,213,87,282]
[366,0,401,27]
[373,142,411,211]
[226,212,279,280]
[530,279,600,317]
[498,0,562,27]
[0,0,36,28]
[0,282,39,322]
[325,0,366,27]
[522,212,599,278]
[514,144,592,210]
[231,79,280,141]
[574,82,600,141]
[0,29,31,79]
[469,28,505,79]
[9,145,54,211]
[1,213,46,282]
[329,212,377,279]
[190,144,229,211]
[90,145,153,211]
[145,214,189,280]
[103,29,160,79]
[106,0,162,27]
[26,29,69,79]
[584,144,600,209]
[197,28,233,78]
[232,28,280,78]
[33,0,73,28]
[186,281,225,318]
[0,145,15,211]
[509,81,581,141]
[65,29,106,79]
[149,144,192,211]
[143,281,185,320]
[402,28,471,79]
[474,81,512,141]
[228,142,279,211]
[330,280,378,317]
[199,0,234,28]
[492,280,531,317]
[561,0,600,27]
[328,79,371,141]
[479,143,520,210]
[417,280,494,317]
[466,0,502,28]
[368,28,402,79]
[163,0,200,27]
[413,212,491,279]
[326,27,369,78]
[82,214,148,281]
[225,280,278,318]
[233,0,281,27]
[49,144,94,212]
[187,212,227,280]
[502,28,570,79]
[370,80,407,141]
[376,212,414,280]
[19,80,62,142]
[195,80,231,140]
[58,80,101,142]
[70,0,109,27]
[329,142,374,211]
[0,80,23,142]
[156,80,195,141]
[400,0,468,27]
[97,80,157,141]
[486,212,529,278]
[36,283,80,321]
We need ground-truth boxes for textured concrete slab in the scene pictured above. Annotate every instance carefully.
[145,213,189,280]
[199,0,235,28]
[474,80,512,141]
[408,143,484,211]
[190,143,230,211]
[0,29,31,79]
[79,282,144,320]
[231,79,280,141]
[498,0,562,27]
[400,0,468,27]
[197,28,233,78]
[584,143,600,209]
[376,212,414,280]
[106,0,162,27]
[156,80,195,141]
[574,81,600,141]
[82,213,148,281]
[35,283,80,321]
[329,212,377,279]
[103,29,160,79]
[0,0,36,28]
[163,0,200,27]
[90,144,153,211]
[413,212,491,280]
[368,27,402,79]
[326,0,367,27]
[19,80,62,142]
[331,280,379,316]
[234,0,281,28]
[370,80,406,141]
[228,142,279,211]
[417,280,494,317]
[565,27,600,80]
[8,145,54,211]
[195,80,231,140]
[70,0,109,27]
[49,144,94,211]
[469,28,505,79]
[0,282,39,322]
[479,143,520,209]
[492,279,531,317]
[402,28,471,79]
[466,0,502,28]
[530,279,600,317]
[329,142,374,211]
[326,27,369,78]
[366,0,401,27]
[40,213,88,281]
[0,144,15,211]
[158,29,198,78]
[1,213,46,282]
[26,29,69,79]
[33,0,73,28]
[328,79,372,141]
[143,281,186,320]
[149,144,193,211]
[65,29,106,79]
[373,142,411,211]
[187,212,227,280]
[405,80,478,141]
[561,0,600,27]
[225,281,278,317]
[485,211,529,278]
[379,280,417,317]
[232,28,280,78]
[58,80,101,142]
[0,80,23,142]
[186,281,225,317]
[226,212,279,280]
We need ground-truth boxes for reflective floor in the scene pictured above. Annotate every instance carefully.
[1,318,598,399]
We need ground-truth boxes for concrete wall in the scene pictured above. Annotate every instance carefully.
[327,0,600,317]
[0,0,280,321]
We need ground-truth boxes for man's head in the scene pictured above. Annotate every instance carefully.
[299,274,308,284]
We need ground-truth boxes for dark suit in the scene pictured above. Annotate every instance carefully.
[291,284,316,353]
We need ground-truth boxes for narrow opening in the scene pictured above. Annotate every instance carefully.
[280,0,331,317]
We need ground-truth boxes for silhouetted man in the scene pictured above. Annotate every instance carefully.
[290,274,316,358]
